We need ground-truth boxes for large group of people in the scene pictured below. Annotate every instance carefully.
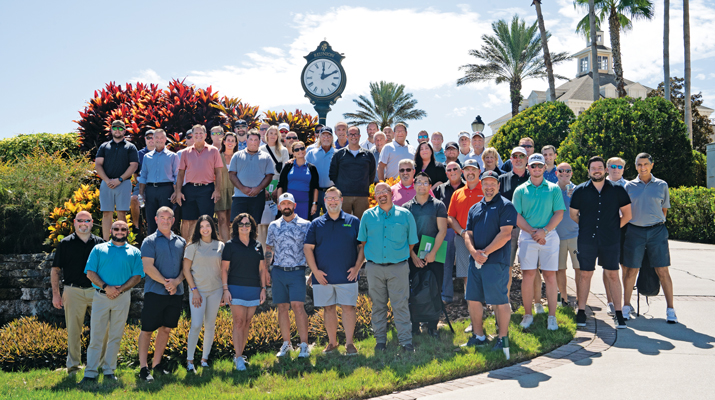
[50,119,678,383]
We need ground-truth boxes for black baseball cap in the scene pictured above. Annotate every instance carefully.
[481,170,500,181]
[319,126,333,135]
[235,119,248,127]
[445,141,459,151]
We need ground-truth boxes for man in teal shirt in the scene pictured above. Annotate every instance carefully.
[512,154,565,331]
[358,182,418,352]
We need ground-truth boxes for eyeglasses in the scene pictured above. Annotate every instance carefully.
[415,181,430,186]
[521,144,533,148]
[211,131,224,136]
[399,168,413,173]
[511,154,526,159]
[259,127,268,131]
[609,165,624,170]
[375,190,390,195]
[557,169,572,173]
[112,227,128,232]
[75,219,92,223]
[293,146,306,152]
[325,196,341,202]
[529,164,545,169]
[111,127,124,131]
[286,136,298,140]
[348,132,360,137]
[446,168,460,172]
[237,222,251,227]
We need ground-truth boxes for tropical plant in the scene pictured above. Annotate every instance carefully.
[589,0,601,101]
[574,0,655,98]
[663,0,670,101]
[667,187,715,243]
[343,81,426,129]
[263,109,320,145]
[647,77,713,153]
[457,15,570,118]
[211,98,261,131]
[683,0,693,145]
[532,1,557,101]
[0,133,83,162]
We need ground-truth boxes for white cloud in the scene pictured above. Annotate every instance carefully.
[449,106,474,117]
[129,69,163,84]
[697,73,707,80]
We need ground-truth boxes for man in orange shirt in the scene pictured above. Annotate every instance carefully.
[447,159,484,294]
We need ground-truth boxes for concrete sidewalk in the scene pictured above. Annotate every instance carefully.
[372,240,715,400]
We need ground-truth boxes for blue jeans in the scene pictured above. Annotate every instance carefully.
[441,228,456,303]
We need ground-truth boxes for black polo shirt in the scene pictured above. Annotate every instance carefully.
[570,179,631,246]
[96,139,139,179]
[434,180,465,210]
[498,169,530,201]
[421,161,448,186]
[222,238,264,287]
[466,195,517,266]
[403,196,448,240]
[52,233,105,287]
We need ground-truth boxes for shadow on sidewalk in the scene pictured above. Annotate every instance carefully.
[628,318,715,350]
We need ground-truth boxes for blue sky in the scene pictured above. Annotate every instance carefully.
[2,0,714,144]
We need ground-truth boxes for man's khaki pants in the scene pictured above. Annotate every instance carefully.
[84,290,130,378]
[63,286,103,372]
[366,261,412,346]
[341,196,369,219]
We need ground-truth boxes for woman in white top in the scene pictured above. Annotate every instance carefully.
[257,125,289,245]
[183,215,225,373]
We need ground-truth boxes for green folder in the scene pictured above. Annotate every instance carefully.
[267,179,279,195]
[418,235,447,263]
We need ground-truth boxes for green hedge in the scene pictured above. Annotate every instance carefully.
[666,187,715,244]
[0,133,83,162]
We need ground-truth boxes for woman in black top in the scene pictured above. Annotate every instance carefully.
[221,213,266,372]
[414,142,448,191]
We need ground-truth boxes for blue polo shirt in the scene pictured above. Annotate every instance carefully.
[358,205,418,264]
[306,146,335,188]
[512,178,566,229]
[466,195,517,267]
[84,241,144,289]
[543,166,558,183]
[140,230,186,296]
[434,148,446,164]
[305,211,361,285]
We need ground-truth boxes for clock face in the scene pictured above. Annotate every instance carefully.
[303,58,343,97]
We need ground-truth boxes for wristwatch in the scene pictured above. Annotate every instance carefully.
[543,228,550,235]
[118,177,124,183]
[102,283,108,289]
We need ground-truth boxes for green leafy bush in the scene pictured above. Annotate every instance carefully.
[0,133,82,162]
[666,187,715,244]
[559,97,696,186]
[491,102,575,161]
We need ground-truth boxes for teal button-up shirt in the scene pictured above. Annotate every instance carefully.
[358,204,418,264]
[84,241,144,289]
[512,178,566,229]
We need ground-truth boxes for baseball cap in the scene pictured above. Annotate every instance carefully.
[511,146,527,156]
[235,119,248,127]
[480,170,500,181]
[471,131,485,138]
[528,153,546,165]
[458,131,471,140]
[278,192,296,204]
[319,126,333,135]
[463,159,481,170]
[278,123,290,132]
[444,141,458,151]
[111,120,126,129]
[144,129,155,137]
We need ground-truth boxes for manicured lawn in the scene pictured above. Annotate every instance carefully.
[0,307,575,400]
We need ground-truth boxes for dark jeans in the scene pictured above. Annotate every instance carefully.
[441,228,456,302]
[145,184,174,234]
[231,191,266,223]
[409,259,444,331]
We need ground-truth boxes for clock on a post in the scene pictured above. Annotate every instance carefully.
[300,41,346,125]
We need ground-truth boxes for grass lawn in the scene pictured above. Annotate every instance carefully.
[0,306,575,400]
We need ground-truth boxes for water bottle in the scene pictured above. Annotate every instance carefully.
[502,336,510,360]
[138,194,145,208]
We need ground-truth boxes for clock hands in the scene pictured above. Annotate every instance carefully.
[323,70,338,79]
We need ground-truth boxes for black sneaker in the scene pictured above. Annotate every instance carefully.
[401,344,415,353]
[615,312,627,329]
[139,367,154,383]
[152,363,168,376]
[103,374,118,382]
[374,342,387,352]
[576,310,587,327]
[427,328,440,339]
[77,376,96,385]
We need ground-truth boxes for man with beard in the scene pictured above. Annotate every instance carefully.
[433,161,464,303]
[95,120,139,240]
[52,211,105,375]
[266,193,311,358]
[329,125,376,218]
[361,121,378,150]
[79,220,143,384]
[304,187,363,355]
[443,142,461,167]
[569,156,632,329]
[233,119,249,151]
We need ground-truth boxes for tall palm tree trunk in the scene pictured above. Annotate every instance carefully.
[684,0,693,145]
[664,0,670,101]
[533,0,556,100]
[590,0,600,101]
[510,78,522,117]
[608,8,627,97]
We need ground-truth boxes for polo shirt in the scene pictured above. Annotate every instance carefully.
[391,181,416,206]
[421,161,448,186]
[222,238,264,287]
[403,196,448,240]
[358,204,418,264]
[236,138,248,151]
[96,139,139,179]
[570,179,631,246]
[555,187,579,240]
[433,180,465,210]
[434,148,446,164]
[305,211,361,285]
[266,216,311,267]
[543,166,558,183]
[512,178,566,229]
[380,141,415,179]
[140,230,186,296]
[447,182,484,229]
[609,177,627,187]
[305,146,335,188]
[501,159,513,173]
[360,139,375,151]
[458,151,480,165]
[335,139,348,150]
[466,195,517,266]
[625,175,670,227]
[498,169,530,201]
[84,241,144,289]
[138,148,179,184]
[53,233,105,287]
[229,149,275,197]
[178,144,223,185]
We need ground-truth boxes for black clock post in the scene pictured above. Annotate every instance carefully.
[300,41,346,126]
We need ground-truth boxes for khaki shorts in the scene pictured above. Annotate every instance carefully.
[558,237,580,270]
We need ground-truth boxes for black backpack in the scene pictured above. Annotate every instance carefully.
[636,251,660,297]
[409,269,454,332]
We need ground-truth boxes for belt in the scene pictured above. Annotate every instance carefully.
[633,221,665,228]
[369,260,406,266]
[147,182,173,187]
[96,289,107,294]
[65,283,93,289]
[273,265,307,272]
[188,182,213,186]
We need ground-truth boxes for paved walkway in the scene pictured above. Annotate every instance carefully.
[371,240,715,400]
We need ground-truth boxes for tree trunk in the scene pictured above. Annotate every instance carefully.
[609,8,627,98]
[664,0,670,101]
[510,78,522,118]
[684,0,693,145]
[533,0,556,101]
[590,0,600,101]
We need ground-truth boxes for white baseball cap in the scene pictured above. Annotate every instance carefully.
[278,193,296,204]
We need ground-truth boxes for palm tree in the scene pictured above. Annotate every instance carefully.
[590,0,601,101]
[532,1,556,101]
[342,81,427,128]
[457,15,570,118]
[684,0,692,144]
[664,0,670,101]
[575,0,655,98]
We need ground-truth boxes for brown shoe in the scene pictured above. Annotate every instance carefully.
[345,343,358,356]
[322,343,339,354]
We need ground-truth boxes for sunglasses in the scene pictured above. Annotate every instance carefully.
[512,154,526,159]
[112,227,128,232]
[446,168,460,172]
[237,222,251,227]
[418,135,428,139]
[557,169,572,173]
[185,135,193,140]
[111,127,125,131]
[399,168,413,173]
[286,136,298,140]
[529,164,545,169]
[259,127,268,131]
[415,181,430,186]
[609,165,624,170]
[521,144,534,148]
[75,219,92,223]
[293,146,306,152]
[211,131,224,136]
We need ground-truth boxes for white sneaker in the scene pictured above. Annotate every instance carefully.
[276,341,293,358]
[464,323,473,333]
[534,303,546,314]
[607,302,615,316]
[520,314,534,329]
[666,308,678,324]
[298,342,310,358]
[547,315,559,331]
[200,361,209,368]
[186,363,196,374]
[622,305,636,320]
[234,356,246,371]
